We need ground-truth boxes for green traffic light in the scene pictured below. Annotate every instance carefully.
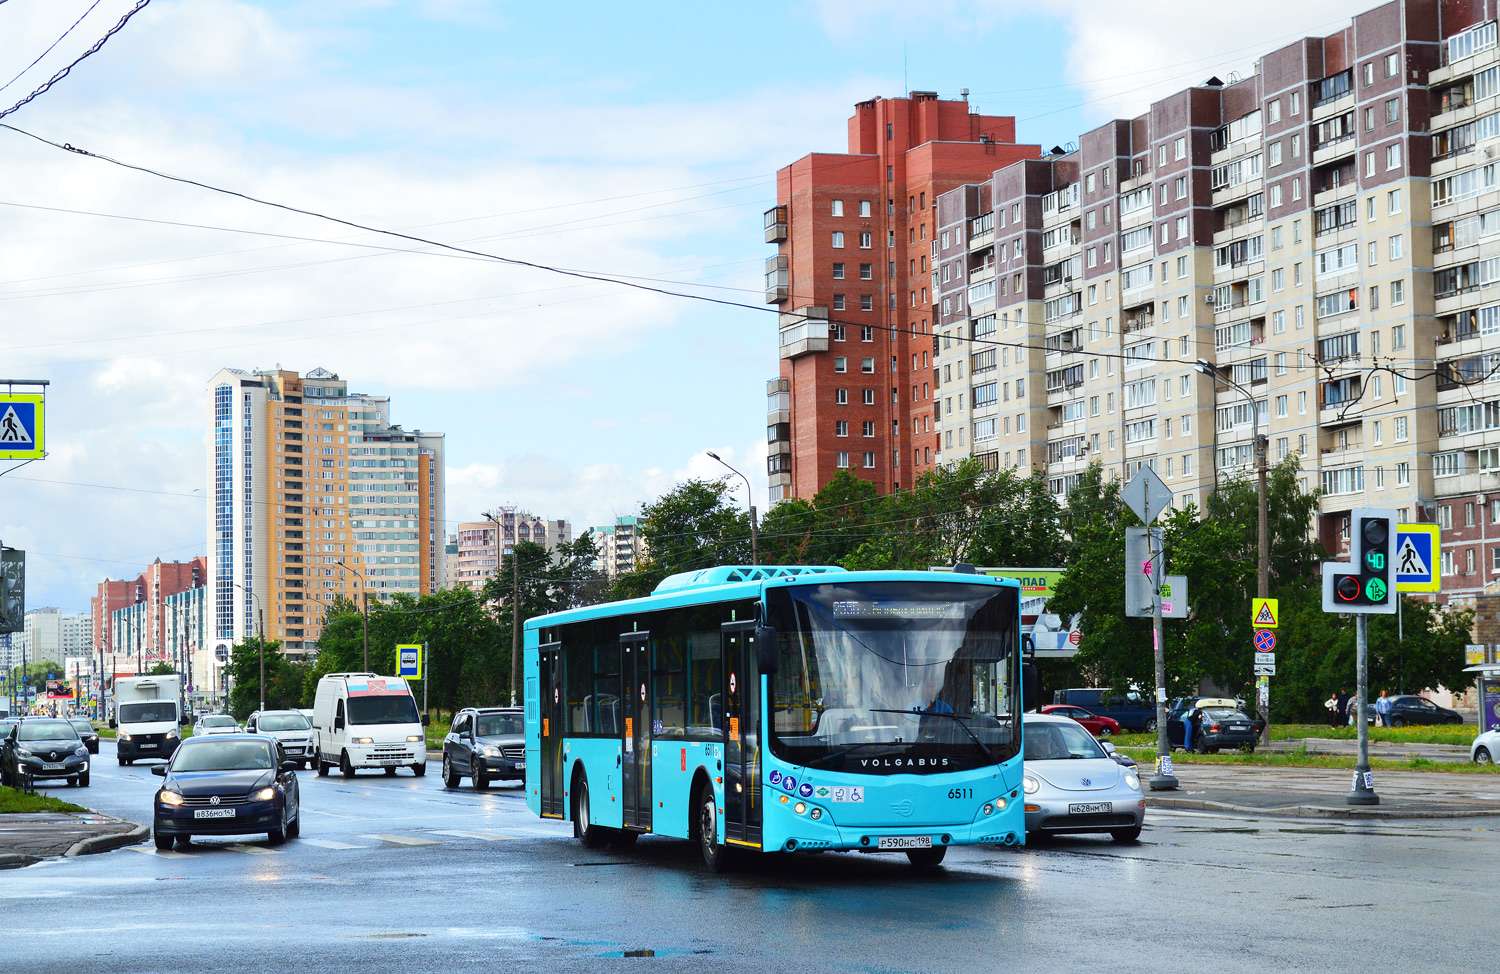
[1365,577,1388,602]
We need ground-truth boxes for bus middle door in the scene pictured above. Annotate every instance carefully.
[539,643,564,819]
[721,622,762,847]
[619,631,652,831]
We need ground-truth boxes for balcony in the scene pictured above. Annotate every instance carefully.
[764,255,788,304]
[779,320,829,359]
[1123,312,1155,335]
[764,206,787,243]
[1311,135,1356,167]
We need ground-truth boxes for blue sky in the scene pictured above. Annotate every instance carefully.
[0,0,1370,612]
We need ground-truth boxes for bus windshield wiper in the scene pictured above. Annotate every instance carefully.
[868,709,995,763]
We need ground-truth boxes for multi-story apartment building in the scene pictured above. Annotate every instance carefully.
[764,94,1041,501]
[95,558,206,672]
[206,367,446,658]
[450,512,574,591]
[587,515,643,580]
[926,0,1500,601]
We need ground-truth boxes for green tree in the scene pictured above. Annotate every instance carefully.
[226,635,309,720]
[613,479,751,599]
[147,662,176,676]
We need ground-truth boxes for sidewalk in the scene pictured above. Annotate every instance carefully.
[1146,765,1500,820]
[0,812,146,868]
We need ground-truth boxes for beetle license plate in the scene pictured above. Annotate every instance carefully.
[193,808,236,819]
[1069,802,1112,814]
[877,836,931,850]
[42,763,64,771]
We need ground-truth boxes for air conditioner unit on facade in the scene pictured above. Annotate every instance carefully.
[1204,293,1217,304]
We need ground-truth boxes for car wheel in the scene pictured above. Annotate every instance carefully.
[78,771,90,787]
[68,776,79,787]
[695,782,728,872]
[117,757,126,766]
[473,763,488,790]
[175,834,192,849]
[1098,727,1113,737]
[1144,718,1158,734]
[442,754,459,789]
[268,826,286,846]
[384,766,398,776]
[1477,746,1493,765]
[286,809,300,839]
[1111,825,1143,842]
[411,761,426,778]
[906,846,948,869]
[153,828,173,851]
[340,751,355,779]
[1392,718,1406,728]
[574,778,610,849]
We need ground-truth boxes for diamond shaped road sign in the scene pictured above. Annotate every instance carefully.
[1122,465,1173,525]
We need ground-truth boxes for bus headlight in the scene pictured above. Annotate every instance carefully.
[794,802,806,815]
[809,807,822,821]
[1023,775,1039,795]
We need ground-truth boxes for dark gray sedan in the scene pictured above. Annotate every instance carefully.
[442,707,524,790]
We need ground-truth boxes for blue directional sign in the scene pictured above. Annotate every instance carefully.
[0,395,43,460]
[1395,523,1440,593]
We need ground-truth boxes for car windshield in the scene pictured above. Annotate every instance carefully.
[19,721,80,742]
[767,580,1021,773]
[119,702,176,723]
[257,714,310,732]
[201,716,236,727]
[1024,720,1106,761]
[476,713,524,737]
[347,694,420,725]
[1203,708,1244,720]
[173,740,274,772]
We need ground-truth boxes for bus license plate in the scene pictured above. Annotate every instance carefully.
[193,808,236,819]
[42,763,65,771]
[877,836,931,850]
[1069,802,1112,815]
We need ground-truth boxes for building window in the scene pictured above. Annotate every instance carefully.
[835,420,848,437]
[863,451,875,469]
[1384,52,1398,78]
[832,232,844,248]
[1386,97,1400,124]
[1391,279,1405,305]
[1386,144,1402,170]
[833,294,845,311]
[831,200,844,217]
[861,357,875,374]
[1395,415,1408,441]
[862,388,874,405]
[862,420,874,438]
[834,356,847,373]
[859,200,872,217]
[836,452,849,469]
[832,262,845,280]
[1396,462,1410,485]
[859,232,872,248]
[835,388,847,405]
[1388,189,1402,214]
[860,294,873,311]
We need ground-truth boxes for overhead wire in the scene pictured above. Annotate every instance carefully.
[0,0,105,98]
[0,0,151,122]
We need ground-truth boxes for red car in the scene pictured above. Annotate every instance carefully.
[1039,704,1123,738]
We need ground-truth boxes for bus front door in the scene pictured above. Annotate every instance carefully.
[620,631,652,831]
[721,623,762,848]
[539,645,564,819]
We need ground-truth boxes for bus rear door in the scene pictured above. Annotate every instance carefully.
[721,623,762,848]
[620,631,652,831]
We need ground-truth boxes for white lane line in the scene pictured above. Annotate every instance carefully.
[223,843,281,855]
[299,838,364,850]
[304,809,366,820]
[126,847,194,859]
[431,830,510,842]
[362,834,440,846]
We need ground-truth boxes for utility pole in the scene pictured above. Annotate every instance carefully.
[511,548,520,708]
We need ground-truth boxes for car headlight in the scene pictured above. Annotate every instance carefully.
[118,733,132,742]
[352,737,373,745]
[1023,775,1039,795]
[16,748,31,759]
[479,745,501,758]
[406,735,423,743]
[75,746,89,757]
[251,787,276,802]
[1124,771,1141,791]
[159,790,184,806]
[166,729,179,739]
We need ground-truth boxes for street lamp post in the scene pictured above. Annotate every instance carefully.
[706,451,759,565]
[335,561,370,672]
[1198,359,1271,742]
[232,582,265,712]
[484,512,520,707]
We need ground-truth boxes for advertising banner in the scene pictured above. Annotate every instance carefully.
[940,567,1080,658]
[1482,679,1500,735]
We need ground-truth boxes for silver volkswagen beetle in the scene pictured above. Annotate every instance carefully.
[1022,713,1145,842]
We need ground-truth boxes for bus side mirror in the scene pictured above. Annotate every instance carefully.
[755,627,778,674]
[1022,662,1039,713]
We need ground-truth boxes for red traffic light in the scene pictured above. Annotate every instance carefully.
[1336,575,1361,601]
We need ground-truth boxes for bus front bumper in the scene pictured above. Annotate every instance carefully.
[762,804,1026,853]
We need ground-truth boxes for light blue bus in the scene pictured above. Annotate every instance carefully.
[523,565,1026,870]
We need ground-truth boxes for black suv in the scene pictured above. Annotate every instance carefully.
[442,707,524,790]
[2,718,91,787]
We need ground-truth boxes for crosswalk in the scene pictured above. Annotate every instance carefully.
[122,825,567,859]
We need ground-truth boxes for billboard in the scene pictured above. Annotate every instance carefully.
[45,679,74,699]
[934,567,1079,658]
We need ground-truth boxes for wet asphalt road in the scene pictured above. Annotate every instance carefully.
[3,740,1497,973]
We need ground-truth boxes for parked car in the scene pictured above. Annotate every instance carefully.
[1471,728,1500,764]
[442,707,525,790]
[1,718,91,787]
[151,735,301,849]
[1385,695,1464,727]
[194,714,240,736]
[69,718,100,754]
[1051,688,1156,732]
[245,710,316,769]
[1021,713,1144,842]
[1038,704,1123,738]
[1167,705,1259,753]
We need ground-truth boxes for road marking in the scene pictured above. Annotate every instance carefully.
[431,830,510,842]
[126,847,194,859]
[362,834,440,846]
[223,843,280,855]
[304,809,366,820]
[300,838,363,850]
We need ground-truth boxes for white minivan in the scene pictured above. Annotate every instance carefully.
[312,673,427,778]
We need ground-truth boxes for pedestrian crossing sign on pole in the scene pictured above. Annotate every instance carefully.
[0,394,43,460]
[1395,523,1440,593]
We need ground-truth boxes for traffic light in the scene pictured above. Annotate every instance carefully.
[1322,508,1398,614]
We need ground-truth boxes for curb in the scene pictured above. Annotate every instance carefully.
[65,818,149,858]
[1147,796,1500,820]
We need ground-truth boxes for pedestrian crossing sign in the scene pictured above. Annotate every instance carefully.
[1395,523,1440,593]
[0,395,43,459]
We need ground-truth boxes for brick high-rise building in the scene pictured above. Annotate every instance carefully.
[924,0,1500,602]
[206,367,446,658]
[764,93,1041,501]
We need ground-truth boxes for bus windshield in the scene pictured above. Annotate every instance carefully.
[766,580,1020,774]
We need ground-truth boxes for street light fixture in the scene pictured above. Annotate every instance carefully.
[706,451,759,566]
[231,581,265,712]
[483,511,520,707]
[335,560,370,673]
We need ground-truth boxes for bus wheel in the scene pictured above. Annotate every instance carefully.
[906,846,947,869]
[697,784,730,873]
[575,779,610,849]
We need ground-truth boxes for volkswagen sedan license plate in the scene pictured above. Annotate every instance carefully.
[1069,802,1112,815]
[42,763,64,771]
[193,808,236,819]
[877,836,932,850]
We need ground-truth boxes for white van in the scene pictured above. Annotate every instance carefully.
[312,673,427,778]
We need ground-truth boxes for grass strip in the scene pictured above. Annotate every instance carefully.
[0,786,89,814]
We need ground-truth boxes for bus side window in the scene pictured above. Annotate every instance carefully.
[653,624,687,738]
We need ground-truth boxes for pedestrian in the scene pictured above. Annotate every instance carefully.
[1325,692,1339,728]
[1180,705,1195,752]
[1335,688,1351,728]
[1375,690,1392,728]
[1189,708,1205,753]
